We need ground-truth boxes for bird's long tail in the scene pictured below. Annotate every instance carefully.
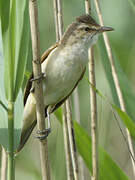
[16,120,37,153]
[16,93,37,154]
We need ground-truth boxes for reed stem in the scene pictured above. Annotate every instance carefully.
[85,1,99,179]
[29,0,50,179]
[7,101,15,180]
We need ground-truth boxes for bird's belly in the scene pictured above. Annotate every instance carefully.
[43,57,86,106]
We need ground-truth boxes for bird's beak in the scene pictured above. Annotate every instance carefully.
[99,26,114,32]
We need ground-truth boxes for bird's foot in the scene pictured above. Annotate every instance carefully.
[31,72,46,82]
[36,109,51,140]
[36,128,51,140]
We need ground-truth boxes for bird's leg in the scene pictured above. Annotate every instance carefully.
[36,109,51,140]
[32,71,51,140]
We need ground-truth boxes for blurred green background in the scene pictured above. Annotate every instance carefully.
[3,0,135,179]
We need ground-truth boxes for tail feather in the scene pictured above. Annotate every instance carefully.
[16,120,37,154]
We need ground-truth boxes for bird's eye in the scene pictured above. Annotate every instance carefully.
[85,27,90,31]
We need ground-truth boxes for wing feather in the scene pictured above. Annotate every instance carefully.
[24,43,59,105]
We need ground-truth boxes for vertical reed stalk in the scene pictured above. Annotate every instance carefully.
[94,0,135,176]
[53,0,59,41]
[89,47,98,180]
[66,100,79,180]
[53,0,73,179]
[53,1,73,179]
[29,0,50,179]
[73,89,85,180]
[85,1,98,179]
[62,105,74,180]
[7,101,15,180]
[53,0,79,179]
[73,89,81,124]
[57,0,63,38]
[1,147,7,180]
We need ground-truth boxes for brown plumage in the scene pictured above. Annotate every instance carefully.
[23,43,59,106]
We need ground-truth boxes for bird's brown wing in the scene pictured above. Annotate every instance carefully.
[24,42,59,105]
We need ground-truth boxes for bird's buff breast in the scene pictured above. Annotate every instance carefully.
[41,47,88,106]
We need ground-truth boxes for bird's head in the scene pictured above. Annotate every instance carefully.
[61,14,113,47]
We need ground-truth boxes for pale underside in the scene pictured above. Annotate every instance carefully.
[22,42,89,132]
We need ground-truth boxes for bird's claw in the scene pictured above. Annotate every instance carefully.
[35,108,51,140]
[36,128,51,140]
[31,72,46,82]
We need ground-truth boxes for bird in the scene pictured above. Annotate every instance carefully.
[17,14,113,152]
